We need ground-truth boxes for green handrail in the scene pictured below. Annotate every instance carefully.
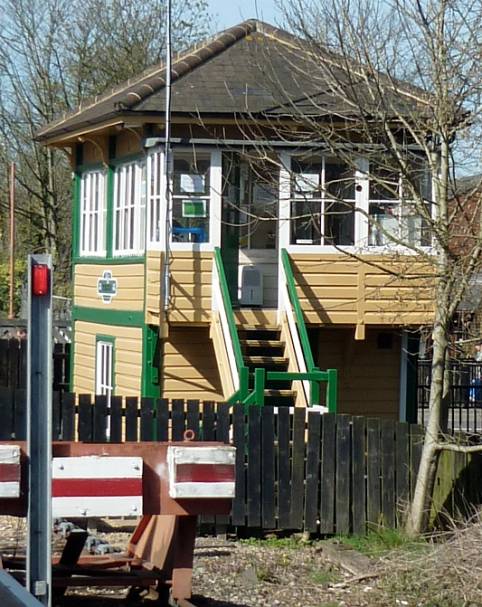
[213,247,250,403]
[281,249,316,370]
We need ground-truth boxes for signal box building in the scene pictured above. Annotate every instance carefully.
[37,20,434,419]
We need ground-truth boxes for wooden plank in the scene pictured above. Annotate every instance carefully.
[125,397,138,442]
[351,416,366,535]
[156,399,169,442]
[319,413,336,534]
[0,387,13,440]
[277,407,291,529]
[336,415,351,535]
[171,400,185,441]
[247,407,262,528]
[290,408,305,530]
[61,393,76,441]
[109,396,123,442]
[231,404,246,527]
[186,400,200,440]
[395,422,410,519]
[410,424,425,498]
[93,395,108,442]
[216,403,230,444]
[0,341,8,386]
[140,397,155,441]
[8,339,20,388]
[201,402,215,441]
[261,406,276,529]
[14,389,27,441]
[78,394,93,442]
[304,411,321,533]
[366,418,381,526]
[381,419,396,528]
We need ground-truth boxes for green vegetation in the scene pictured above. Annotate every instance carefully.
[336,527,428,558]
[0,260,26,318]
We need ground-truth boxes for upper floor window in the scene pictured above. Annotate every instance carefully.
[147,150,163,247]
[113,161,146,256]
[290,155,355,245]
[79,170,106,256]
[172,151,210,243]
[368,160,431,247]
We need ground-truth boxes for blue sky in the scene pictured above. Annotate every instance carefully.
[207,0,281,29]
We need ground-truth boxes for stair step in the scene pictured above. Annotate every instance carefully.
[264,389,297,397]
[244,356,288,366]
[241,339,284,348]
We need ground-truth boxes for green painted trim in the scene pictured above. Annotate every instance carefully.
[281,249,316,370]
[405,334,419,423]
[72,171,81,259]
[142,324,161,399]
[213,247,245,373]
[95,334,116,394]
[73,256,145,265]
[73,305,144,326]
[326,369,338,413]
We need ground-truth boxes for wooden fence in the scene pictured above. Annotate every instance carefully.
[0,339,70,391]
[0,392,480,535]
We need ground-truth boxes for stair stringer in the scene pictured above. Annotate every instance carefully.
[279,312,308,408]
[210,311,236,399]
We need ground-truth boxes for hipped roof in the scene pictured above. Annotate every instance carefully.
[36,19,428,144]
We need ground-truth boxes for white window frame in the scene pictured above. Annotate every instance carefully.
[95,339,114,402]
[168,148,222,251]
[147,149,164,250]
[113,161,146,256]
[79,170,106,256]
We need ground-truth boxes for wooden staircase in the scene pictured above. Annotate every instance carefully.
[238,324,297,407]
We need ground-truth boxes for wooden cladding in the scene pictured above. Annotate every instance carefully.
[145,251,162,326]
[74,263,145,311]
[167,251,213,323]
[290,253,435,328]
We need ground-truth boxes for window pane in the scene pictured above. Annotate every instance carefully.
[324,199,354,245]
[368,202,399,245]
[369,166,399,200]
[173,153,210,195]
[325,159,355,200]
[291,156,322,197]
[290,199,321,244]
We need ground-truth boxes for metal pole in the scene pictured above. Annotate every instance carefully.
[163,0,172,312]
[8,162,15,320]
[26,254,52,607]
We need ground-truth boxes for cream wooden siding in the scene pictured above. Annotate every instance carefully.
[290,254,434,327]
[74,263,145,311]
[316,327,400,418]
[73,321,142,396]
[162,326,223,401]
[167,251,212,323]
[145,251,162,325]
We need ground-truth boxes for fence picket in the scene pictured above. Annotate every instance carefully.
[290,408,305,530]
[247,407,261,527]
[395,422,410,517]
[381,419,396,527]
[261,406,276,529]
[186,400,200,439]
[336,415,351,535]
[320,413,336,534]
[14,388,26,440]
[277,406,291,529]
[157,399,169,441]
[231,404,246,527]
[140,397,155,441]
[352,416,367,535]
[0,387,13,440]
[367,418,381,526]
[305,411,321,533]
[94,395,108,442]
[61,392,76,441]
[109,395,123,442]
[125,397,138,441]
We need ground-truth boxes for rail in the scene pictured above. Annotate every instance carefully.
[280,249,337,411]
[212,248,250,403]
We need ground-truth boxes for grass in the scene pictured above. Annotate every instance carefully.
[336,526,428,558]
[240,536,304,549]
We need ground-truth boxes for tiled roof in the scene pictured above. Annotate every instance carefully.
[36,19,429,142]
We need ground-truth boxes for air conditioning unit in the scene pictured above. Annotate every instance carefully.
[240,265,263,306]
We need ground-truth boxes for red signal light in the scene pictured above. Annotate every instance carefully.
[32,264,49,296]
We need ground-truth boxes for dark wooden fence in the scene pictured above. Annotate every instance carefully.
[0,339,70,391]
[2,392,480,534]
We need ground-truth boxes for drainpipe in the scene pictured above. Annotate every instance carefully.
[163,0,172,313]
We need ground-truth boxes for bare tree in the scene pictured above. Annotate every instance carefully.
[0,0,211,289]
[241,0,482,534]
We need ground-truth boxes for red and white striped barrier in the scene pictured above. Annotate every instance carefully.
[167,445,236,499]
[0,445,21,499]
[52,456,143,518]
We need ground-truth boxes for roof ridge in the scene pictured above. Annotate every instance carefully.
[37,19,260,137]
